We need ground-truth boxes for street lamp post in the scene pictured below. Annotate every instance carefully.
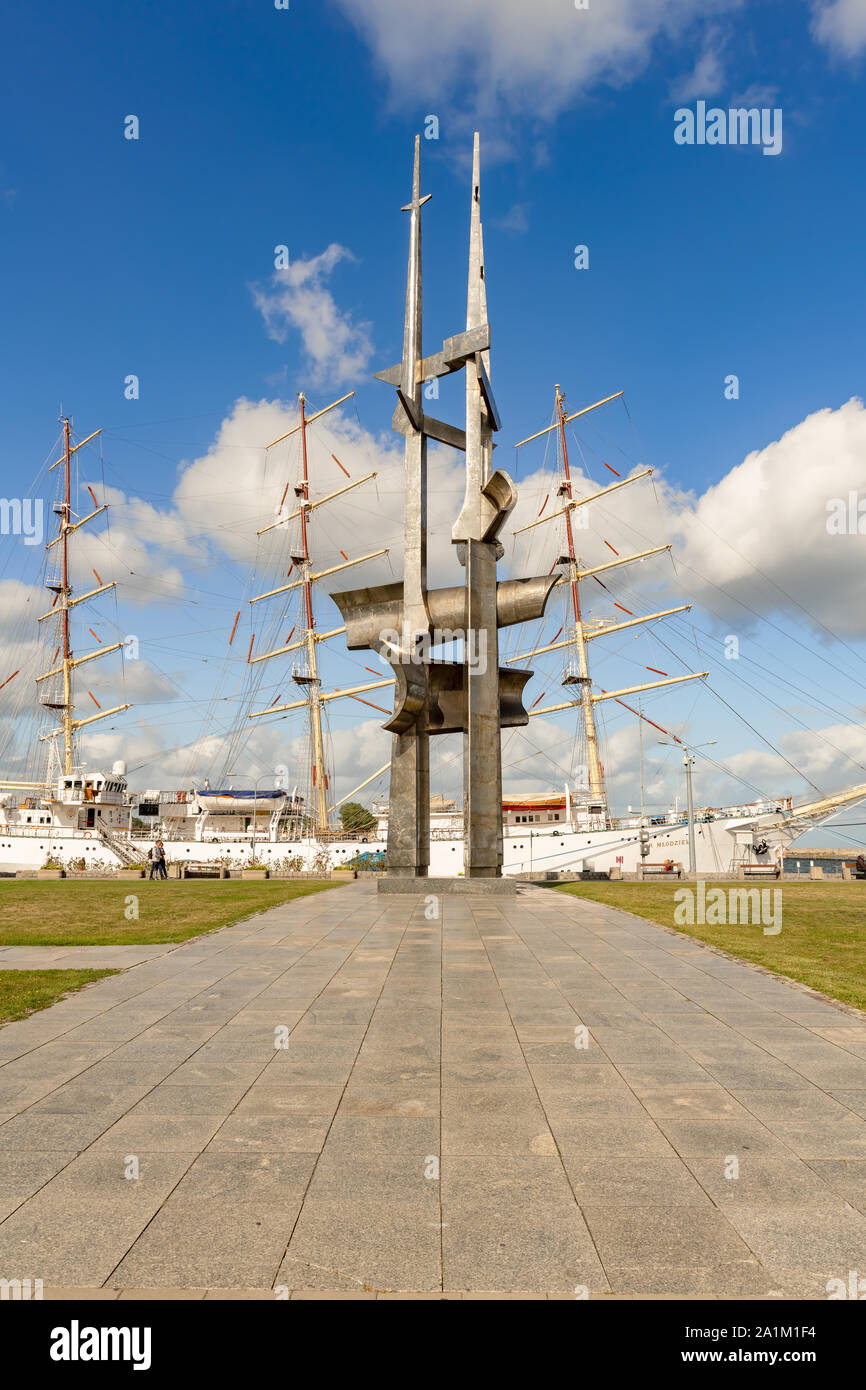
[657,740,717,876]
[684,753,696,876]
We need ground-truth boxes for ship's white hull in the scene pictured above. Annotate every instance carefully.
[0,813,800,877]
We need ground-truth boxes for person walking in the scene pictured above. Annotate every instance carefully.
[153,840,167,880]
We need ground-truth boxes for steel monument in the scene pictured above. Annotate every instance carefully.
[332,133,557,891]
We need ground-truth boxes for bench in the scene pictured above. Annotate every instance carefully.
[843,862,866,881]
[639,861,683,880]
[169,862,228,879]
[737,864,781,879]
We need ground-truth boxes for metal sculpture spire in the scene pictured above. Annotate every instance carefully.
[332,132,557,889]
[454,134,517,876]
[399,135,431,421]
[398,133,431,656]
[453,132,506,550]
[386,134,433,875]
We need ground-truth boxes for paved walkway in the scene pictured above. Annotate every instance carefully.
[1,881,866,1298]
[0,946,172,969]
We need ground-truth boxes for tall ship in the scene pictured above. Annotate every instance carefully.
[3,154,865,877]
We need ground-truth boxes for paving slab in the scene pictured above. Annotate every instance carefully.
[0,946,172,968]
[1,880,865,1296]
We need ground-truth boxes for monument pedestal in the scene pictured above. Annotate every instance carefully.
[378,875,516,895]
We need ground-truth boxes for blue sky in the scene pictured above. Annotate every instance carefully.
[2,0,866,843]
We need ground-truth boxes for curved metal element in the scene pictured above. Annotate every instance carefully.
[498,667,534,728]
[330,582,404,651]
[332,572,558,654]
[383,662,428,735]
[480,469,518,541]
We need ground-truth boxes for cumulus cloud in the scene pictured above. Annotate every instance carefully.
[670,32,727,102]
[170,394,466,591]
[17,386,865,805]
[0,580,46,746]
[251,244,374,385]
[509,397,866,641]
[160,393,866,801]
[68,523,186,607]
[0,578,43,637]
[661,397,866,637]
[812,0,866,57]
[332,0,740,131]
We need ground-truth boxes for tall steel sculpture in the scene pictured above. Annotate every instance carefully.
[332,133,556,890]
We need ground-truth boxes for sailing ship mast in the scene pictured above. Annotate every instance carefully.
[509,386,707,822]
[247,391,393,834]
[35,419,130,777]
[554,384,604,805]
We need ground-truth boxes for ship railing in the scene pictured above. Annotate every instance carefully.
[314,828,382,843]
[0,825,100,839]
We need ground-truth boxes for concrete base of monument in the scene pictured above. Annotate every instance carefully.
[377,875,517,895]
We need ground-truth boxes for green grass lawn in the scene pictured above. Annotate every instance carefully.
[0,879,340,946]
[553,880,866,1011]
[0,969,119,1025]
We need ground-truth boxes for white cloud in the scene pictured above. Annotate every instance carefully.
[333,0,740,125]
[495,202,530,235]
[251,244,374,385]
[21,390,864,805]
[660,397,866,637]
[0,578,43,637]
[812,0,866,57]
[728,82,781,109]
[670,34,727,102]
[509,397,866,640]
[170,394,466,589]
[69,523,186,607]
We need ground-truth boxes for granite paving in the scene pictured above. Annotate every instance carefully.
[0,880,864,1298]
